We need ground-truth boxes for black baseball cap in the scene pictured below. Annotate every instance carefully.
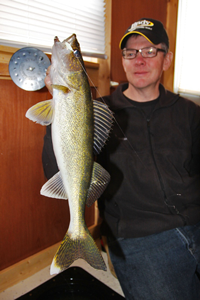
[119,18,169,50]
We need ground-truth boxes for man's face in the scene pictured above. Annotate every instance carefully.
[122,35,171,92]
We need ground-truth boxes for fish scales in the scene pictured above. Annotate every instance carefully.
[26,34,113,275]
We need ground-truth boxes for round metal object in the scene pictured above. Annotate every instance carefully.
[9,47,51,91]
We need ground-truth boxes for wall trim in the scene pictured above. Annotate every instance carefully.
[0,45,99,87]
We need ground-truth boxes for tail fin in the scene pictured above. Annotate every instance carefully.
[50,229,107,275]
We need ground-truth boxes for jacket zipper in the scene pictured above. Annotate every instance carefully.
[146,118,182,216]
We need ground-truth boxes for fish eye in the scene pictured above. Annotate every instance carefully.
[73,49,81,58]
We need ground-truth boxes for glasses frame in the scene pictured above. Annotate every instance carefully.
[122,46,166,59]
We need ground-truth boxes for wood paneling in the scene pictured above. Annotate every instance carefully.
[111,0,168,85]
[0,80,94,271]
[163,0,179,91]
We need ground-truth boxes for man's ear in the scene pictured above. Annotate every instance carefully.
[163,51,173,71]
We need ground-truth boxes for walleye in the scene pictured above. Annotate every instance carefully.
[26,34,113,275]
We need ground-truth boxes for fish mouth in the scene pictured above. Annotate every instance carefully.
[54,36,73,53]
[54,34,82,59]
[52,34,85,75]
[54,36,60,43]
[65,34,80,52]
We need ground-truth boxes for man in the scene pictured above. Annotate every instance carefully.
[43,18,200,300]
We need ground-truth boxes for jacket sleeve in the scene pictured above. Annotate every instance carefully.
[42,125,59,179]
[190,104,200,175]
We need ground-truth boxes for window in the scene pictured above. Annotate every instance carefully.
[0,0,106,58]
[174,0,200,97]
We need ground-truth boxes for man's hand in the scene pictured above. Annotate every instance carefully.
[44,65,53,95]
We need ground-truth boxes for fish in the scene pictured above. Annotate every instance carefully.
[25,34,113,275]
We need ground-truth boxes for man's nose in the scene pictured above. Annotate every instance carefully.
[135,52,146,63]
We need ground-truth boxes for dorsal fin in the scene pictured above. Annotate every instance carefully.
[93,100,113,155]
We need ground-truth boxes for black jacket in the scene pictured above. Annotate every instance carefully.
[97,83,200,238]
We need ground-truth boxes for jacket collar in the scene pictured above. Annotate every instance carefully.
[109,83,179,111]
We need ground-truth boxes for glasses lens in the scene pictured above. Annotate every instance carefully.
[142,47,157,58]
[123,49,136,59]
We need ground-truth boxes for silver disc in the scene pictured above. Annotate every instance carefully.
[9,47,51,91]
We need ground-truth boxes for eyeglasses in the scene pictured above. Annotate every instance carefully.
[122,47,166,59]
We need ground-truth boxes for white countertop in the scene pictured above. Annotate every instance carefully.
[0,251,125,300]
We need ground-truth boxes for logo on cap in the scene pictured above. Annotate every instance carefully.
[128,20,154,32]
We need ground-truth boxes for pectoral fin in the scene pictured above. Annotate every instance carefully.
[40,171,68,200]
[93,100,113,155]
[25,99,54,125]
[86,162,110,207]
[52,84,70,93]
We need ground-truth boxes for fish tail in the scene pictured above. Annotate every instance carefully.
[50,229,107,275]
